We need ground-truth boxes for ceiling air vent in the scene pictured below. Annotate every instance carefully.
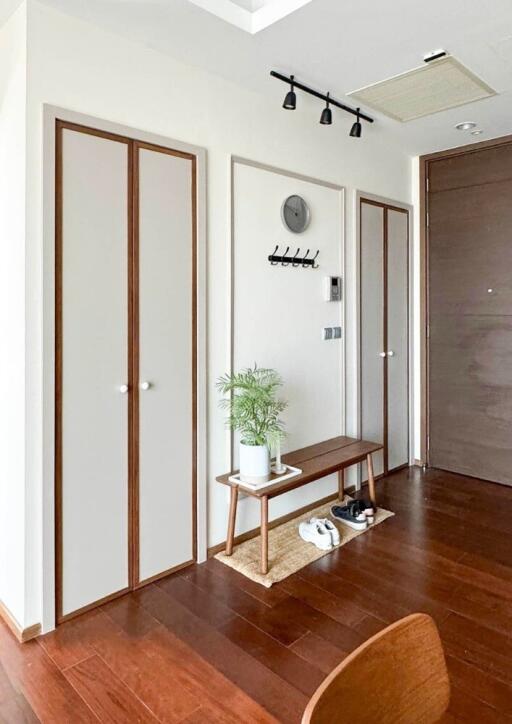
[347,56,496,122]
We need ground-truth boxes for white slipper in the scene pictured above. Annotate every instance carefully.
[311,517,340,546]
[299,519,333,550]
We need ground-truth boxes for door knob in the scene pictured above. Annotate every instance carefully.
[119,384,129,394]
[140,381,151,391]
[379,352,386,358]
[387,351,395,357]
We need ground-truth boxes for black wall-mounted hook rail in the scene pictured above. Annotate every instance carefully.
[268,245,320,268]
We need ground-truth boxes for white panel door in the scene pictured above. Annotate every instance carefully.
[137,145,194,582]
[360,202,385,477]
[61,127,129,617]
[387,209,409,470]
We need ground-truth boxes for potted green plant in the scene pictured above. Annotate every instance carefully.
[217,365,287,484]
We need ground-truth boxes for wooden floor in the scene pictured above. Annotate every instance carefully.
[2,466,512,723]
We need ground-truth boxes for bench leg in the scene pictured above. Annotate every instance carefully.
[367,453,376,505]
[338,469,345,501]
[260,496,269,575]
[226,485,239,556]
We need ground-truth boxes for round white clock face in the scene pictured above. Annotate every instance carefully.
[281,195,310,233]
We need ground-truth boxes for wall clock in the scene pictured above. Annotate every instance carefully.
[281,195,310,233]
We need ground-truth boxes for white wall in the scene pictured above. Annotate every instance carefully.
[20,0,412,629]
[0,1,27,627]
[232,160,344,523]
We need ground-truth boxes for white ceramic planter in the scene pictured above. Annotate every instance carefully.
[239,442,270,484]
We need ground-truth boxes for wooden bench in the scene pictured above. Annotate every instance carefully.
[216,436,383,575]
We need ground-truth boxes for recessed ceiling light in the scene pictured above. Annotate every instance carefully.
[471,129,483,136]
[455,121,477,131]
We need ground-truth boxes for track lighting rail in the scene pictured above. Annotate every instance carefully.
[270,70,374,124]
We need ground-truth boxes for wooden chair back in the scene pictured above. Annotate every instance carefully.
[302,613,450,724]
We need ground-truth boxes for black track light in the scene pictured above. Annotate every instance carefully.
[271,71,374,129]
[282,74,296,110]
[319,93,332,125]
[350,108,362,137]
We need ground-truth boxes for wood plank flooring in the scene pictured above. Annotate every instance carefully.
[2,466,512,722]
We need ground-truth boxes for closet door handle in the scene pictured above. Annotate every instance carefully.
[379,352,386,358]
[140,381,151,391]
[387,351,395,357]
[118,384,129,394]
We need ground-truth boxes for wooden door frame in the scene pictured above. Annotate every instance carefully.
[356,192,413,482]
[131,139,199,590]
[55,119,134,624]
[419,133,512,466]
[43,106,207,632]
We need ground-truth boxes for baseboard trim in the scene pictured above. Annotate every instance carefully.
[20,622,42,643]
[207,486,361,558]
[414,459,426,467]
[0,600,41,643]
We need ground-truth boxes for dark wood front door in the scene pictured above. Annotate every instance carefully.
[427,141,512,485]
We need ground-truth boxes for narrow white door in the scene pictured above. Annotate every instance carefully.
[137,144,195,583]
[360,201,385,477]
[387,209,409,470]
[60,126,129,618]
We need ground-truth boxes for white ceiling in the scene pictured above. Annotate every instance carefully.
[3,0,512,154]
[0,0,24,24]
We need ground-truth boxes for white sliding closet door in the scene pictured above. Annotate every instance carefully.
[137,145,195,583]
[387,210,409,471]
[60,126,129,618]
[360,202,385,477]
[360,199,409,480]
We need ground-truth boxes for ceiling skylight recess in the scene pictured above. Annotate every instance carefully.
[186,0,313,34]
